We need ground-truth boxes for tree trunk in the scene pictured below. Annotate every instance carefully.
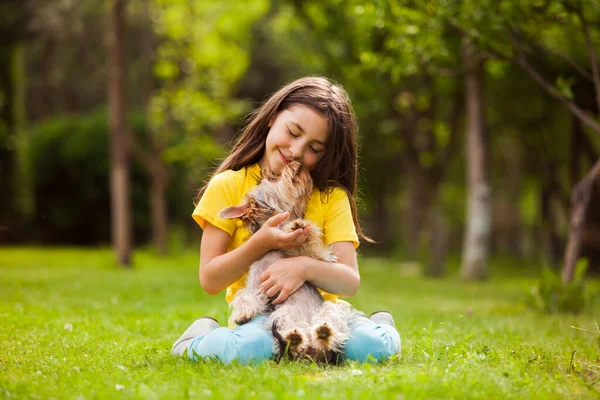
[37,38,55,119]
[428,203,448,277]
[12,44,34,222]
[570,117,583,188]
[404,168,433,260]
[108,0,132,267]
[562,158,600,282]
[0,42,33,242]
[540,186,560,269]
[405,171,422,259]
[0,44,16,240]
[461,39,491,280]
[150,156,168,255]
[140,0,169,255]
[373,189,390,250]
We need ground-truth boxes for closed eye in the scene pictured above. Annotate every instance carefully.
[287,128,323,153]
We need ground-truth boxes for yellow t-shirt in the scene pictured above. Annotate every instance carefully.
[192,163,359,304]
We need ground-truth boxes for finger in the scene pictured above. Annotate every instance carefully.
[266,285,280,298]
[272,289,289,305]
[283,228,305,241]
[293,229,310,244]
[299,227,311,238]
[260,278,273,292]
[259,271,269,283]
[266,212,289,227]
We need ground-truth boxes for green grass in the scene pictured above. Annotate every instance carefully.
[1,247,599,399]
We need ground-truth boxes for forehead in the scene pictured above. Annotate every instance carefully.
[280,105,329,143]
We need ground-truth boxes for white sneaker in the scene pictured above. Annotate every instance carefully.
[369,311,396,328]
[171,317,220,356]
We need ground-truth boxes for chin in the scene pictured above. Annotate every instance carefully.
[266,159,283,175]
[274,158,288,172]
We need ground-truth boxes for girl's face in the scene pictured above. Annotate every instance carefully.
[260,104,329,175]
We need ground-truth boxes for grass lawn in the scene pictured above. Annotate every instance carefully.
[1,247,599,399]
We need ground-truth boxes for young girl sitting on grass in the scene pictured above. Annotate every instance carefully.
[171,76,400,364]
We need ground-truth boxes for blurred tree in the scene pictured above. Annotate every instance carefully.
[0,0,37,241]
[26,2,110,118]
[150,0,268,179]
[26,109,157,246]
[461,38,490,280]
[145,0,268,254]
[280,1,464,276]
[129,0,170,255]
[560,1,600,281]
[108,0,133,267]
[436,0,600,280]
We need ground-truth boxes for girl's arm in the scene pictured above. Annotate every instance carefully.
[199,212,310,295]
[259,241,360,303]
[304,241,360,296]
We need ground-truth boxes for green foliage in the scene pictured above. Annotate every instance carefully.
[519,180,540,228]
[1,248,600,398]
[150,0,267,145]
[526,259,597,314]
[26,109,190,245]
[555,75,576,100]
[438,0,597,106]
[12,43,34,219]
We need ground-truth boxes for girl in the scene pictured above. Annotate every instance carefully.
[171,77,400,364]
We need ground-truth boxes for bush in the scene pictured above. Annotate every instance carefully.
[25,108,189,245]
[525,258,597,314]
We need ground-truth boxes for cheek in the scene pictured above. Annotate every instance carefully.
[304,152,325,171]
[267,130,287,151]
[264,132,275,151]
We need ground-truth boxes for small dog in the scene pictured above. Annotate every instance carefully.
[219,161,362,362]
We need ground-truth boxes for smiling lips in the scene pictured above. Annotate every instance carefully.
[279,150,291,164]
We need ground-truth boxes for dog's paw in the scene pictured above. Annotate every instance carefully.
[229,288,269,326]
[282,329,307,359]
[229,309,254,326]
[230,299,261,326]
[310,323,334,352]
[316,324,332,340]
[282,219,309,233]
[235,314,254,325]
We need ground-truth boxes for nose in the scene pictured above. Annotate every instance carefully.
[289,143,303,161]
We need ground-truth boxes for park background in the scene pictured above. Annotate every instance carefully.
[2,0,600,398]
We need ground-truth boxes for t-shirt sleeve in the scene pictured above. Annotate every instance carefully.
[322,187,359,248]
[192,170,239,236]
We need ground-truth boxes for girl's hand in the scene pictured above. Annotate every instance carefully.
[253,212,310,252]
[259,257,309,304]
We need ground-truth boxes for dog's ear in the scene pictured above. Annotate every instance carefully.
[219,204,247,219]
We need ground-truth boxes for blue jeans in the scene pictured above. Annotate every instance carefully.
[188,315,401,364]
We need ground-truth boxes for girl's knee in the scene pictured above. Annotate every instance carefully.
[344,322,401,363]
[190,316,274,364]
[188,327,231,361]
[223,325,274,364]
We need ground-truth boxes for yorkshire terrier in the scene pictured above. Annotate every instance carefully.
[219,161,362,363]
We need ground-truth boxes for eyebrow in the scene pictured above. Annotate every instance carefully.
[290,121,326,146]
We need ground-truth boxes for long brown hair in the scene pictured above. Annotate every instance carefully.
[195,76,373,242]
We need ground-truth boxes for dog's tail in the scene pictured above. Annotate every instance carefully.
[271,319,288,362]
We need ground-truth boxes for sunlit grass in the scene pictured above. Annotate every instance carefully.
[1,247,599,399]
